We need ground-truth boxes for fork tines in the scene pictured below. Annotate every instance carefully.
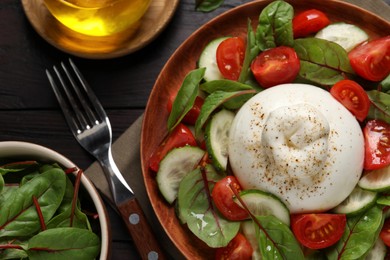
[46,59,107,134]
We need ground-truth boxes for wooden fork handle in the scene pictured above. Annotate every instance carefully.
[117,197,166,260]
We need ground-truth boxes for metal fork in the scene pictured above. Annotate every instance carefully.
[46,59,165,260]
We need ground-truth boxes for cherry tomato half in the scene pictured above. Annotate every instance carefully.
[363,120,390,170]
[216,37,246,81]
[291,213,346,249]
[330,79,370,122]
[167,95,204,125]
[348,36,390,82]
[292,9,330,38]
[149,123,197,172]
[215,233,253,260]
[250,46,300,88]
[380,218,390,247]
[212,176,249,221]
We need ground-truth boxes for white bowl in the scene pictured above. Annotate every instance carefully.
[0,141,110,259]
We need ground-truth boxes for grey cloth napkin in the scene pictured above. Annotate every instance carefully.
[84,0,390,258]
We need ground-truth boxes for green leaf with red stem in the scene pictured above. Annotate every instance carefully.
[0,168,66,237]
[367,90,390,124]
[32,195,46,231]
[293,38,355,86]
[230,185,304,259]
[27,227,100,260]
[326,205,383,259]
[46,171,91,230]
[177,164,239,248]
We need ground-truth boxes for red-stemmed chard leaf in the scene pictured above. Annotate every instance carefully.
[45,168,91,230]
[326,205,383,259]
[231,185,304,259]
[0,168,66,237]
[293,38,355,86]
[27,227,100,260]
[32,196,46,231]
[177,164,240,248]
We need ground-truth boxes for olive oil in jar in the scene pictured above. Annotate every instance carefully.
[43,0,151,37]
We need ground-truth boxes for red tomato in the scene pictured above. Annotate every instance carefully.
[212,176,249,221]
[250,46,300,88]
[292,9,330,38]
[380,218,390,247]
[291,213,346,249]
[167,95,204,125]
[215,233,253,260]
[363,120,390,170]
[216,37,246,81]
[149,123,197,172]
[348,36,390,81]
[329,79,370,122]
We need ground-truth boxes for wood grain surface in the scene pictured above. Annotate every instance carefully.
[0,0,389,259]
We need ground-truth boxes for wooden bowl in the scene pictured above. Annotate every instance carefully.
[141,0,390,258]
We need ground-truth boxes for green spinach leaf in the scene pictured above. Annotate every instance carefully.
[0,174,3,194]
[46,178,90,230]
[167,68,205,132]
[256,0,294,51]
[200,79,254,94]
[195,0,224,12]
[294,38,354,86]
[326,205,384,260]
[239,19,261,85]
[177,165,239,248]
[194,89,256,140]
[27,227,100,260]
[0,168,66,237]
[380,74,390,93]
[254,216,304,260]
[367,90,390,124]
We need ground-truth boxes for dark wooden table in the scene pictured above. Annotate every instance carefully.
[1,0,389,259]
[0,0,255,259]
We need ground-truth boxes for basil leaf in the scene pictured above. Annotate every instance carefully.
[326,205,384,260]
[196,0,224,12]
[255,216,304,260]
[0,168,66,237]
[167,68,205,132]
[177,165,239,248]
[294,38,354,86]
[27,227,100,260]
[239,19,261,85]
[194,89,256,140]
[256,0,294,51]
[367,90,390,124]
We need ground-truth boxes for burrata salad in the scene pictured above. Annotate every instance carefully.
[148,1,390,259]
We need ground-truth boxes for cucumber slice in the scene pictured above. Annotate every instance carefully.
[364,238,387,260]
[157,146,205,204]
[359,167,390,192]
[332,186,377,216]
[205,109,235,172]
[198,37,229,81]
[315,22,368,52]
[241,221,261,260]
[234,189,290,226]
